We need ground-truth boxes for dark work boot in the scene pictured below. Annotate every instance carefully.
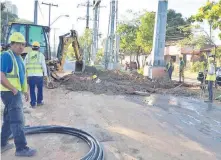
[15,147,37,157]
[37,102,44,106]
[1,143,14,153]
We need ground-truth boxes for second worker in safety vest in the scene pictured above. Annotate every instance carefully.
[24,41,48,107]
[205,57,216,103]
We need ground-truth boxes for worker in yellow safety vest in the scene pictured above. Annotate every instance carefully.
[205,57,216,102]
[179,56,185,83]
[166,58,174,80]
[24,41,48,107]
[0,32,37,156]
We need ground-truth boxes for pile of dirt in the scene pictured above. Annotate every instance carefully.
[56,70,197,96]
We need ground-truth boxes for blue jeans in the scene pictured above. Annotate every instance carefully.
[1,91,27,151]
[28,76,44,106]
[208,81,214,101]
[168,69,173,80]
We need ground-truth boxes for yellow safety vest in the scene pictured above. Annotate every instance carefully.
[0,50,28,92]
[26,51,43,75]
[206,64,216,81]
[166,62,174,71]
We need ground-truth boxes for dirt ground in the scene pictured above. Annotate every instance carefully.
[52,70,199,97]
[1,88,220,160]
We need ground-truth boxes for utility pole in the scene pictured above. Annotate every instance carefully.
[34,0,38,24]
[104,0,118,69]
[77,0,92,29]
[148,0,168,79]
[91,0,102,66]
[42,2,58,28]
[42,2,58,60]
[77,0,93,64]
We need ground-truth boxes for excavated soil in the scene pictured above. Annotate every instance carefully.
[54,70,198,97]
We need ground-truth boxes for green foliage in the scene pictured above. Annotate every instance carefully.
[79,29,93,47]
[191,0,221,39]
[96,48,104,64]
[1,3,33,42]
[191,61,206,72]
[178,34,211,49]
[212,46,221,65]
[117,9,193,55]
[117,23,138,54]
[1,2,6,11]
[136,12,155,53]
[166,9,192,41]
[137,68,144,75]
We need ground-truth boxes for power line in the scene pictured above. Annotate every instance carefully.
[41,2,58,27]
[38,1,46,24]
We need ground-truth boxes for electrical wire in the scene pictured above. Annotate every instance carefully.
[38,1,46,24]
[9,125,104,160]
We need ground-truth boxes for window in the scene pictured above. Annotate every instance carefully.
[28,25,47,56]
[28,25,46,47]
[8,24,26,43]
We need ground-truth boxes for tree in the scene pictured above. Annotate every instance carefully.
[191,1,221,39]
[78,29,93,64]
[96,48,104,64]
[136,12,155,54]
[1,2,33,42]
[166,9,191,42]
[1,2,5,11]
[179,34,211,49]
[135,12,155,69]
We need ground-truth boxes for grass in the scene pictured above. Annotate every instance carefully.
[173,69,198,80]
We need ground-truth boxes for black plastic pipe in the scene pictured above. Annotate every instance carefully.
[9,125,104,160]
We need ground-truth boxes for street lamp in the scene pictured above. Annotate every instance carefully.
[50,15,69,27]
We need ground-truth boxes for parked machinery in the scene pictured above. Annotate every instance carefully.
[5,23,84,79]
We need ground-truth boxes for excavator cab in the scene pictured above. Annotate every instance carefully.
[5,23,51,60]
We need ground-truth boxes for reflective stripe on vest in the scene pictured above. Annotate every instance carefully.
[0,50,22,91]
[26,51,43,74]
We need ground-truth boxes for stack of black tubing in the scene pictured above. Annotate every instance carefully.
[10,125,104,160]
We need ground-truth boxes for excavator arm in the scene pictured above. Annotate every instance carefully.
[56,30,84,73]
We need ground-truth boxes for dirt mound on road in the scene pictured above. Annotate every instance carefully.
[57,70,194,96]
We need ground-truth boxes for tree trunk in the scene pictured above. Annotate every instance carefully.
[136,52,140,69]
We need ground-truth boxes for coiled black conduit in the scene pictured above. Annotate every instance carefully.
[10,125,104,160]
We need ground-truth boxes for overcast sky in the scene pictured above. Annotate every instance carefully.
[9,0,221,45]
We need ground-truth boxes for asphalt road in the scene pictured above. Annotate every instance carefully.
[1,89,221,160]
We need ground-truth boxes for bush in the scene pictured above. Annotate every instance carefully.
[137,68,144,75]
[191,61,206,72]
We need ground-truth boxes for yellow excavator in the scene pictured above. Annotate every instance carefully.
[3,22,84,87]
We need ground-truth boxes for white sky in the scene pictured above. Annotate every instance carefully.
[9,0,221,45]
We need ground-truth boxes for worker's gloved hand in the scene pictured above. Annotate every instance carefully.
[23,92,29,102]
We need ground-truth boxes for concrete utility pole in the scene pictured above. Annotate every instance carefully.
[147,0,168,79]
[104,0,119,70]
[34,0,38,24]
[91,0,101,66]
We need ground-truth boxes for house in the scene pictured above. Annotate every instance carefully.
[164,44,215,64]
[121,44,216,68]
